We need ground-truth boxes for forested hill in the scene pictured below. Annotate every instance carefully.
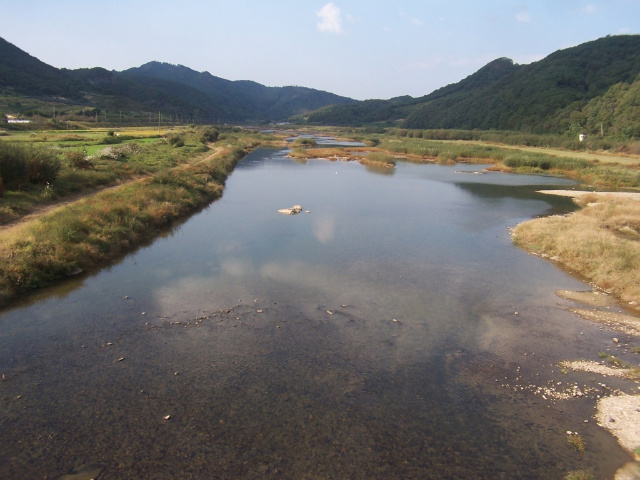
[0,37,355,122]
[0,37,82,98]
[296,35,640,137]
[121,62,355,121]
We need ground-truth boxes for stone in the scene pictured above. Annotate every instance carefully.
[278,205,303,215]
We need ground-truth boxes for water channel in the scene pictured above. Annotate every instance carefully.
[0,144,636,479]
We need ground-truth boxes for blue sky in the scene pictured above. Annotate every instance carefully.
[1,1,638,100]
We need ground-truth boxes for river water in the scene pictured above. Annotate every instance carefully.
[0,146,636,479]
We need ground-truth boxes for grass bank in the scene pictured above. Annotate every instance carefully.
[0,127,277,305]
[511,193,640,311]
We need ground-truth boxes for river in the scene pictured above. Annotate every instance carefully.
[0,145,635,479]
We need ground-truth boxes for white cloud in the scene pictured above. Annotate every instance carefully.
[412,18,423,27]
[316,3,343,34]
[516,12,531,22]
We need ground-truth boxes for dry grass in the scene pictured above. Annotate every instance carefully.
[512,194,640,309]
[288,147,352,160]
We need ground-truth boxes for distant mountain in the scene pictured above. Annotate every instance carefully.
[296,35,640,136]
[121,62,355,121]
[0,37,355,122]
[0,37,81,98]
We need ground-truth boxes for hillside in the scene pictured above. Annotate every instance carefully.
[121,62,355,121]
[0,37,81,98]
[297,35,640,137]
[0,37,355,123]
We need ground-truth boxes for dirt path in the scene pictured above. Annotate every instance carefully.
[0,146,226,235]
[0,178,147,236]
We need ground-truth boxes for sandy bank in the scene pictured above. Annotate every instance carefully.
[538,190,640,200]
[596,394,640,454]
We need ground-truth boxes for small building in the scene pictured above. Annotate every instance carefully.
[6,115,31,124]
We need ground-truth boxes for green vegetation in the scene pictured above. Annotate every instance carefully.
[292,137,318,148]
[0,37,354,126]
[0,142,61,190]
[0,126,279,304]
[597,352,640,377]
[567,433,586,453]
[296,35,640,139]
[564,470,595,480]
[362,152,396,166]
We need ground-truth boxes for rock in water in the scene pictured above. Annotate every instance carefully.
[277,205,303,215]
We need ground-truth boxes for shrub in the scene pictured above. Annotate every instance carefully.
[0,142,61,187]
[165,133,185,148]
[0,141,28,187]
[27,149,61,184]
[99,135,121,145]
[66,151,94,170]
[199,127,219,144]
[292,137,317,148]
[0,175,3,197]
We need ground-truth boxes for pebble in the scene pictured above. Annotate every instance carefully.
[163,415,171,420]
[613,338,619,343]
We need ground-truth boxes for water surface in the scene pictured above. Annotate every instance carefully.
[0,147,635,479]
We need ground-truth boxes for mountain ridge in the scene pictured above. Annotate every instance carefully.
[0,38,355,122]
[1,34,639,136]
[296,35,640,136]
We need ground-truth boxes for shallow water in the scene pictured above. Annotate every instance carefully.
[0,147,637,479]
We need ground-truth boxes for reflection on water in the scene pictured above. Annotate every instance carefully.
[0,148,634,479]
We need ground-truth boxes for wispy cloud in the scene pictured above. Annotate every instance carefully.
[316,3,343,34]
[412,18,423,27]
[516,12,531,23]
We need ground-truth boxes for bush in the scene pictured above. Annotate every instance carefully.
[199,127,219,144]
[292,137,317,148]
[66,151,94,170]
[0,141,29,186]
[0,142,61,187]
[99,135,121,145]
[165,133,185,148]
[27,149,61,184]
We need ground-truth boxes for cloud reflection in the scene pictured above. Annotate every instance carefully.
[313,215,336,244]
